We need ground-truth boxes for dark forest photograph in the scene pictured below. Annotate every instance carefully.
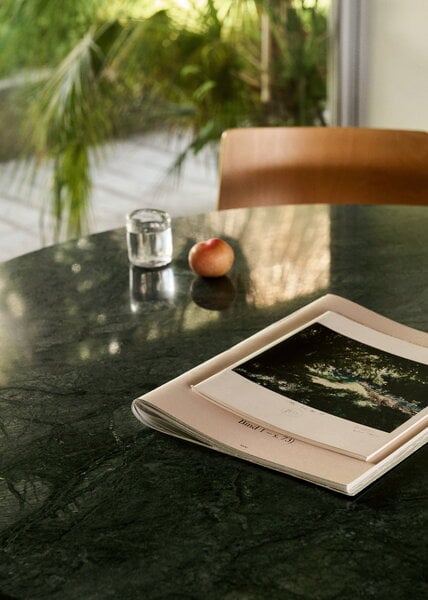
[234,322,428,433]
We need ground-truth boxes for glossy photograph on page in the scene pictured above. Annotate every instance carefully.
[234,322,427,433]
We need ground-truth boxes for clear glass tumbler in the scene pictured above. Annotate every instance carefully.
[126,208,173,269]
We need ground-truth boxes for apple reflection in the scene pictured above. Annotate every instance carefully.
[190,276,236,311]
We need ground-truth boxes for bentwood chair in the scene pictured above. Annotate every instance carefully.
[217,127,428,209]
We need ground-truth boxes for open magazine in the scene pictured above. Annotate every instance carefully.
[132,295,428,496]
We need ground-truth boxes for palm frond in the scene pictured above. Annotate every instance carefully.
[4,0,329,241]
[29,24,119,238]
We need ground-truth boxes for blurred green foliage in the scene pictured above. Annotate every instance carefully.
[0,0,329,239]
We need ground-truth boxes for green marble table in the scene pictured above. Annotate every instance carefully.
[0,205,427,600]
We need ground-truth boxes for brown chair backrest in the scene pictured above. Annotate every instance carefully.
[217,127,428,209]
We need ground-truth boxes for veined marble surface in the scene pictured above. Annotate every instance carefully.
[0,205,427,599]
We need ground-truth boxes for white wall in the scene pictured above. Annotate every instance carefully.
[361,0,428,130]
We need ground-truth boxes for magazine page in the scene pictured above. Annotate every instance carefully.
[131,295,428,493]
[193,311,428,461]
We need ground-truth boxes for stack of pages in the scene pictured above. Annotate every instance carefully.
[132,295,427,495]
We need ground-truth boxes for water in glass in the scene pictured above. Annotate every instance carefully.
[126,209,172,268]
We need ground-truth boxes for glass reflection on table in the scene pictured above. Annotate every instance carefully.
[129,265,176,313]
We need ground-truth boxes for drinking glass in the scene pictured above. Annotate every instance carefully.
[126,208,173,268]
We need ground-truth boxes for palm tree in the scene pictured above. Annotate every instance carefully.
[0,0,328,241]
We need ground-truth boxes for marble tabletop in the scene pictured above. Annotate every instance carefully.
[0,204,427,600]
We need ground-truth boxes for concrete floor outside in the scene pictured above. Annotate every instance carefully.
[0,131,218,263]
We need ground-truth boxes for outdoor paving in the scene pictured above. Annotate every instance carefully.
[0,131,218,262]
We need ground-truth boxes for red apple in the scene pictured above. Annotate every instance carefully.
[188,238,235,278]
